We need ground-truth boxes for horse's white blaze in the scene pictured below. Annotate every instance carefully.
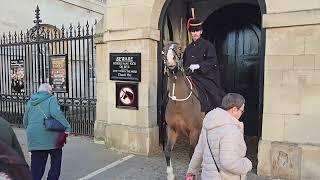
[166,44,176,67]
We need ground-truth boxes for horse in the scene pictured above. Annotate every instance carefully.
[162,41,205,180]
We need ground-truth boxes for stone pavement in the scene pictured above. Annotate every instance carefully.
[14,127,269,180]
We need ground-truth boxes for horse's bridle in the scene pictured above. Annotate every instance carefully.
[163,44,184,73]
[163,44,194,102]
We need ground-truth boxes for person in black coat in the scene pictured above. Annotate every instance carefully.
[0,116,32,180]
[0,140,32,180]
[183,18,225,113]
[0,116,25,159]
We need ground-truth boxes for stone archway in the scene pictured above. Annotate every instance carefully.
[95,0,320,179]
[156,0,266,171]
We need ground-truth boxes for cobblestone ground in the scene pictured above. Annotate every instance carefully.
[147,136,269,180]
[15,128,269,180]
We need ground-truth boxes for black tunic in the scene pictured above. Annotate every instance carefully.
[183,38,225,112]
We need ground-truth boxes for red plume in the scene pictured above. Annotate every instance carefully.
[187,18,194,31]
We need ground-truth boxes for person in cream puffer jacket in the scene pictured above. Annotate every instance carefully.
[187,93,252,180]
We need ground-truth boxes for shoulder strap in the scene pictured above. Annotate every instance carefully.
[206,129,220,172]
[36,105,48,120]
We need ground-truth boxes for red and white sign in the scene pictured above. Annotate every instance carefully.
[116,82,139,110]
[119,87,135,105]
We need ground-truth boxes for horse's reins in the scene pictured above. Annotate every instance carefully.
[182,71,201,102]
[167,72,194,101]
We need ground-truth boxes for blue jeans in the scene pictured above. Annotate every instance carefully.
[31,149,62,180]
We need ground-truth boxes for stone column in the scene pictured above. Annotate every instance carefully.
[94,0,165,155]
[258,1,320,179]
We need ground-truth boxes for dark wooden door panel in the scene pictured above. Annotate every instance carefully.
[217,23,261,136]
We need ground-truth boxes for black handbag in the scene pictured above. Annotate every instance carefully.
[36,105,66,132]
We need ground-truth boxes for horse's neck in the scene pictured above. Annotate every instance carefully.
[167,72,190,97]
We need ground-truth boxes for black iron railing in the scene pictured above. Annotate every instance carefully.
[0,6,96,136]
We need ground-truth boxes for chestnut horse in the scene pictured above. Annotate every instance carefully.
[163,42,205,180]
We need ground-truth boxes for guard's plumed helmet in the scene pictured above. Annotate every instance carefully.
[187,18,203,32]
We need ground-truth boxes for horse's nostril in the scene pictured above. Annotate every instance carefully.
[167,65,175,69]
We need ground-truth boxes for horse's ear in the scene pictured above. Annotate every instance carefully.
[163,40,176,47]
[162,40,169,46]
[162,40,170,54]
[162,40,171,48]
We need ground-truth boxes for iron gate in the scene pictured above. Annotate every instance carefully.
[0,6,96,136]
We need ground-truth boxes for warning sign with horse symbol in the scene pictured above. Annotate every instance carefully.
[120,87,134,105]
[116,82,138,110]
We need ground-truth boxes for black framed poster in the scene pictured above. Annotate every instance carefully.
[10,59,25,93]
[49,54,68,92]
[110,53,141,82]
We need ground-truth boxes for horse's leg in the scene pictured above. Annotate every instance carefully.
[188,130,200,159]
[164,126,178,180]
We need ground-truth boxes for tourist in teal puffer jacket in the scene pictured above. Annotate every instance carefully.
[23,83,71,180]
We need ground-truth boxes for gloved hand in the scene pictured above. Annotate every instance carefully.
[189,64,200,72]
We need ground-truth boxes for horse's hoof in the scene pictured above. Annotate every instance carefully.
[167,174,175,180]
[166,166,175,180]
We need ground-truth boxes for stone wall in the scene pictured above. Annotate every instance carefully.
[94,0,165,155]
[258,3,320,179]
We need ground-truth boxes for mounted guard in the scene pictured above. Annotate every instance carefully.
[183,18,225,113]
[162,18,226,180]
